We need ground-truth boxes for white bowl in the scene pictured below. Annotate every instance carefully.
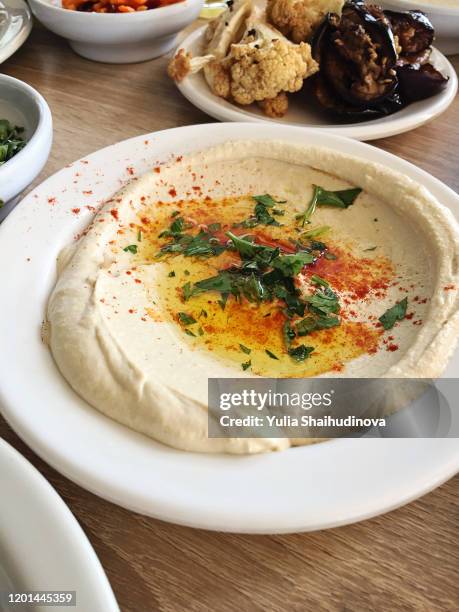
[28,0,204,63]
[0,74,52,222]
[380,0,459,55]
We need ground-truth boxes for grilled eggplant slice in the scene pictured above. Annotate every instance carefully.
[397,63,449,103]
[313,1,398,108]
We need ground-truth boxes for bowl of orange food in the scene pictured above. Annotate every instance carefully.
[28,0,204,63]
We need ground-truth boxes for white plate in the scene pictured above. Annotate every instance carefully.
[0,123,458,534]
[0,0,32,64]
[176,26,458,141]
[0,439,119,612]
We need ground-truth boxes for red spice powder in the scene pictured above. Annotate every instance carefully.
[153,167,161,173]
[168,188,177,197]
[71,208,80,215]
[309,246,393,301]
[110,209,119,220]
[48,197,56,205]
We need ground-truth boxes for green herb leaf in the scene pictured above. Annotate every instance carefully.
[305,286,340,316]
[295,314,340,336]
[288,345,314,362]
[324,252,337,260]
[363,246,377,252]
[378,297,408,330]
[168,271,176,277]
[301,225,330,239]
[239,344,251,354]
[283,320,296,349]
[184,329,196,337]
[182,282,193,301]
[241,360,252,371]
[0,120,26,165]
[310,274,329,288]
[137,229,142,242]
[315,186,362,208]
[265,349,279,360]
[296,185,361,226]
[271,251,314,276]
[178,312,197,326]
[123,244,138,254]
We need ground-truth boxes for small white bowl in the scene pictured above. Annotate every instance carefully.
[28,0,204,63]
[0,75,52,222]
[381,0,459,56]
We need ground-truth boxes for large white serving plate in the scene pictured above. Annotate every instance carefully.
[175,26,458,142]
[0,0,32,64]
[0,439,119,612]
[0,123,458,534]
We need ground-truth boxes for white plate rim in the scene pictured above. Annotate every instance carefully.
[0,438,119,611]
[0,122,458,534]
[176,26,458,142]
[0,0,32,64]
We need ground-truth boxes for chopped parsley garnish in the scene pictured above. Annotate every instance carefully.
[235,194,286,228]
[199,309,208,318]
[123,244,138,254]
[271,252,314,276]
[363,246,377,252]
[295,314,340,336]
[310,274,329,288]
[0,120,26,165]
[168,271,176,277]
[288,345,314,362]
[241,360,251,371]
[184,329,196,337]
[239,343,251,354]
[177,312,197,326]
[324,252,337,261]
[379,298,408,330]
[296,185,361,226]
[157,216,225,258]
[265,349,279,360]
[305,286,340,316]
[137,229,142,242]
[301,225,330,239]
[198,327,204,336]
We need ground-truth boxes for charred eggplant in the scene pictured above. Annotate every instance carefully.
[385,10,434,56]
[313,2,398,108]
[397,63,449,103]
[311,1,448,119]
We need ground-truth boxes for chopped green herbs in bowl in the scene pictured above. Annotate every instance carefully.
[0,120,26,166]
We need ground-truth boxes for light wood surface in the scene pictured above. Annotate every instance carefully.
[1,23,458,612]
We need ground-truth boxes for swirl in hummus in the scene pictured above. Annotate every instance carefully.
[46,141,459,454]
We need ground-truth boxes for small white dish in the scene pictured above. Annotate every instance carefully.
[28,0,204,63]
[0,74,52,222]
[380,0,459,56]
[0,438,119,611]
[0,122,457,534]
[175,26,457,141]
[0,0,32,64]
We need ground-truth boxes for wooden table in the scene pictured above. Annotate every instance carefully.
[1,23,458,612]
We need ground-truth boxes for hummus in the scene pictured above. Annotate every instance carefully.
[47,141,459,454]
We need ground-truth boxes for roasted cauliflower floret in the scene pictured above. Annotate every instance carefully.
[226,21,318,105]
[257,92,289,117]
[168,0,252,91]
[168,3,318,118]
[266,0,344,43]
